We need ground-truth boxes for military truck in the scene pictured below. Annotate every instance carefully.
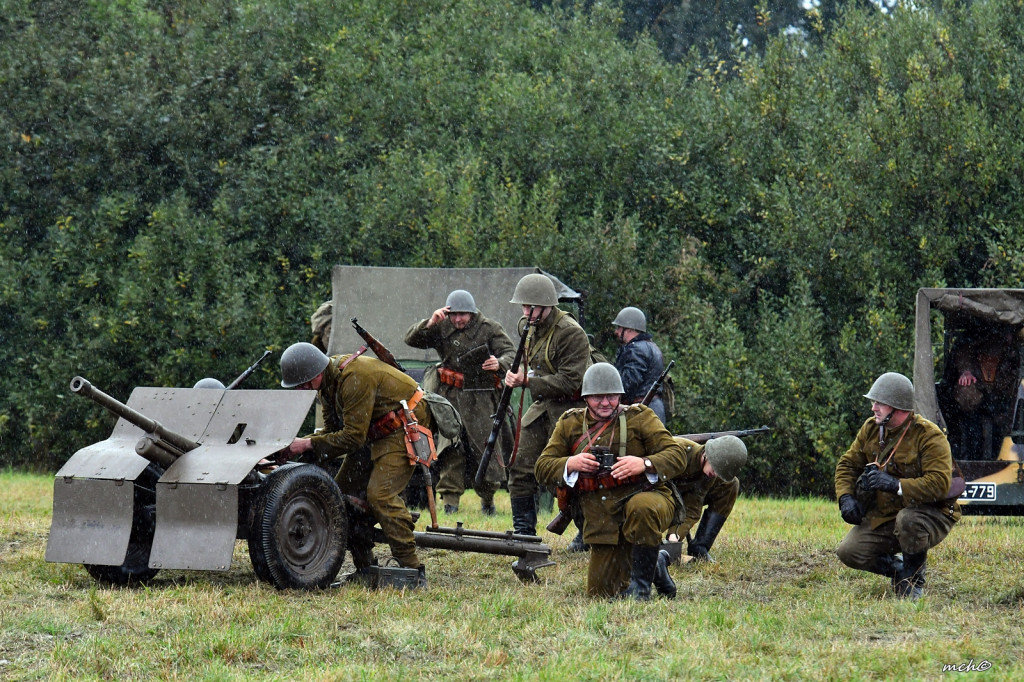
[913,288,1024,514]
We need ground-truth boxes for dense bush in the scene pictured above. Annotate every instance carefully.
[2,0,1022,496]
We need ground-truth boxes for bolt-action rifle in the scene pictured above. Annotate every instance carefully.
[351,318,406,372]
[225,350,273,390]
[639,360,674,406]
[676,426,771,444]
[474,306,535,489]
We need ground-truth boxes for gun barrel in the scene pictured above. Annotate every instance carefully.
[70,376,201,461]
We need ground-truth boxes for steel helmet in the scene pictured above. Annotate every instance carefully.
[193,377,226,389]
[510,273,558,307]
[280,342,330,388]
[704,435,747,482]
[863,372,914,411]
[612,306,647,332]
[581,362,625,396]
[445,289,477,313]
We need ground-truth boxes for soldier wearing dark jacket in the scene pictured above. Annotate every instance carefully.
[612,307,666,423]
[835,372,961,600]
[536,363,685,599]
[279,342,433,588]
[503,274,591,537]
[663,435,746,563]
[404,289,516,515]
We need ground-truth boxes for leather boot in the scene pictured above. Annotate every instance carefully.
[869,554,903,580]
[688,510,727,562]
[653,549,677,599]
[894,551,926,600]
[510,496,537,537]
[622,545,660,601]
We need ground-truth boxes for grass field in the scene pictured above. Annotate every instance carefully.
[2,469,1022,681]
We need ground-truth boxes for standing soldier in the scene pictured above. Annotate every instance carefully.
[404,289,516,515]
[612,306,667,423]
[663,435,747,563]
[279,342,433,588]
[835,372,961,600]
[536,363,685,599]
[503,273,591,536]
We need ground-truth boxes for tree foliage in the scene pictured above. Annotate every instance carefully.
[2,0,1023,496]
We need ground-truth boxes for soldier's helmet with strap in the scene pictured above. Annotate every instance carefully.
[280,342,330,388]
[581,362,625,396]
[704,435,747,483]
[863,371,914,411]
[510,273,558,307]
[612,306,647,332]
[445,289,477,314]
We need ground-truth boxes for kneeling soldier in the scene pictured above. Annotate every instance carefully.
[536,363,687,600]
[834,371,961,600]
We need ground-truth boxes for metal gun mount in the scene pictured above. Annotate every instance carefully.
[344,495,555,583]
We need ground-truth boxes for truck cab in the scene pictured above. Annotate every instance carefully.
[913,288,1024,513]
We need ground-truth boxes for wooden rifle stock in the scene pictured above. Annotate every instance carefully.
[640,359,674,406]
[474,306,535,489]
[351,318,406,372]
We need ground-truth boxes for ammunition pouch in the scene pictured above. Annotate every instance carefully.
[438,366,500,390]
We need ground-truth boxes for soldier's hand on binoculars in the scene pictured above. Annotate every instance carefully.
[568,452,599,474]
[838,494,864,525]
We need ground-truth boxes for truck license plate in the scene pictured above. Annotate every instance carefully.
[960,482,996,501]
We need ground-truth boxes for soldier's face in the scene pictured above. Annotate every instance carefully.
[449,312,473,329]
[585,394,620,420]
[701,453,717,479]
[296,373,323,391]
[522,305,551,323]
[870,401,894,424]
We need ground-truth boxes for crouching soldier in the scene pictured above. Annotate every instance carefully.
[279,342,433,589]
[663,435,747,563]
[536,363,686,600]
[834,371,961,600]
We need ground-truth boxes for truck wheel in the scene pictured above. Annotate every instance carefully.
[248,463,347,589]
[85,463,161,586]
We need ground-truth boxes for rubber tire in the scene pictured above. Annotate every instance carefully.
[85,463,162,586]
[248,463,347,589]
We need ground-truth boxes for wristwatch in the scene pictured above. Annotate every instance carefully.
[643,458,655,475]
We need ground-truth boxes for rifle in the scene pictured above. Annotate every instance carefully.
[639,360,674,406]
[351,318,406,372]
[676,426,772,444]
[474,306,536,489]
[224,350,273,390]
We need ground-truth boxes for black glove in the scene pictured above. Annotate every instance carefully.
[838,494,864,525]
[860,466,900,494]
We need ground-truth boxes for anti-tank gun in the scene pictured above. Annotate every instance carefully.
[46,376,344,589]
[48,372,555,589]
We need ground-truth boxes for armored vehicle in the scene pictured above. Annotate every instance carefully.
[913,288,1024,513]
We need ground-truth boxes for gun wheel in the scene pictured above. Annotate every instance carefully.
[249,463,347,589]
[85,463,161,586]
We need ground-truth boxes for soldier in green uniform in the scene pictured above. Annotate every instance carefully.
[663,435,747,563]
[503,273,592,536]
[404,289,516,515]
[835,371,961,600]
[536,363,686,599]
[279,342,433,588]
